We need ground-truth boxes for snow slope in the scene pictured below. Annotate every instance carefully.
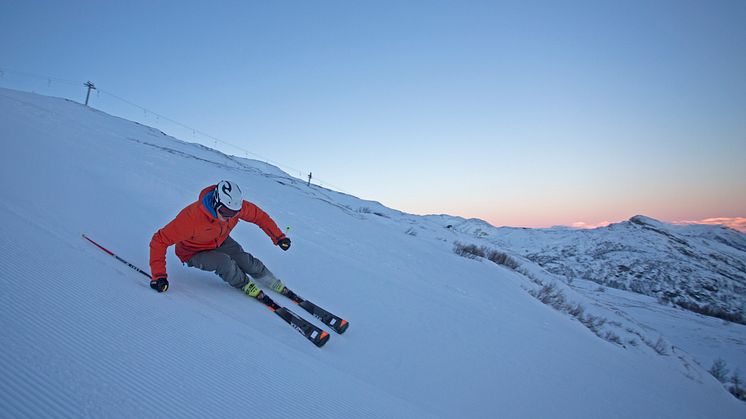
[1,88,744,418]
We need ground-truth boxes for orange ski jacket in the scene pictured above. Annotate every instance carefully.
[149,185,286,280]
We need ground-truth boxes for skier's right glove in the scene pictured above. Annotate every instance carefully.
[150,277,169,293]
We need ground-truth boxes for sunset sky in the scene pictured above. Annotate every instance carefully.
[2,1,744,231]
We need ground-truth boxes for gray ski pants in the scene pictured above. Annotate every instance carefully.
[186,236,282,291]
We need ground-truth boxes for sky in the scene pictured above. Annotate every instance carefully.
[1,0,745,230]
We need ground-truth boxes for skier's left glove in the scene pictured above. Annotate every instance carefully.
[278,237,291,251]
[150,277,169,293]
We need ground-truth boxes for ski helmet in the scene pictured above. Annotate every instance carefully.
[214,180,243,212]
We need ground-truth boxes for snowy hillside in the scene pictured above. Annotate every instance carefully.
[1,87,745,418]
[441,215,746,324]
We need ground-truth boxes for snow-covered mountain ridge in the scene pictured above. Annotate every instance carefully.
[436,214,746,324]
[1,87,745,418]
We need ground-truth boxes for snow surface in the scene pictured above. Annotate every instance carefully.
[1,88,744,418]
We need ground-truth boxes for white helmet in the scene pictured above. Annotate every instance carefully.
[215,180,243,211]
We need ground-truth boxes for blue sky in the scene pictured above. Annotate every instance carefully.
[2,0,745,228]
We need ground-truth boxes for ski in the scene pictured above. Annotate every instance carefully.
[282,288,349,334]
[257,293,330,348]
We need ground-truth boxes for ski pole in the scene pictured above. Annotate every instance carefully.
[82,234,152,279]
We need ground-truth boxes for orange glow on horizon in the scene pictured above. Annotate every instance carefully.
[570,220,614,229]
[483,216,746,233]
[673,217,746,233]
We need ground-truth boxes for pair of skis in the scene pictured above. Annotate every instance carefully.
[82,234,349,348]
[256,289,349,348]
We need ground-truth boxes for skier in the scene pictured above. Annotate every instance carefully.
[148,180,292,303]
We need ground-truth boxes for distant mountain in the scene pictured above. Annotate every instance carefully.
[439,215,746,324]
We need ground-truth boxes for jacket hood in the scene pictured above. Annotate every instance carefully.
[199,185,218,218]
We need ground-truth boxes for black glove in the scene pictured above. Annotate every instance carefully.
[278,237,291,251]
[150,277,169,293]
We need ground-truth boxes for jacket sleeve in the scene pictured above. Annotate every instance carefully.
[149,209,194,279]
[239,202,285,244]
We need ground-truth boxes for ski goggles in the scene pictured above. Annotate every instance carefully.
[217,204,240,219]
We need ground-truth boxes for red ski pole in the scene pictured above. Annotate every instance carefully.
[82,234,152,279]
